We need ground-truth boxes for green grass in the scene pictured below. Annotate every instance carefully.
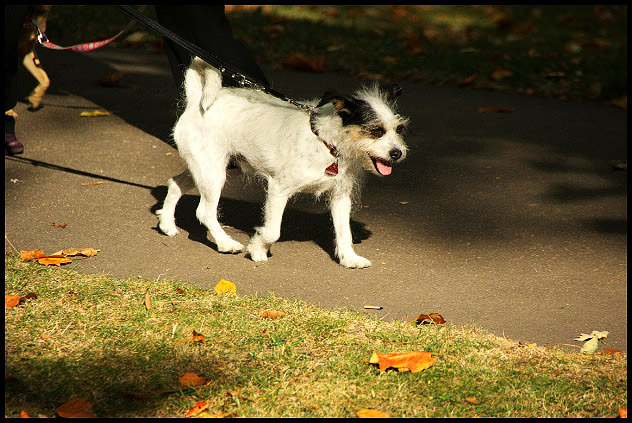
[44,5,627,104]
[5,254,626,418]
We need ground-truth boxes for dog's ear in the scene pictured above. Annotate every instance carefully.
[317,91,364,124]
[384,84,402,100]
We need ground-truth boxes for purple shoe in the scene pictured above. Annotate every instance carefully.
[5,132,24,155]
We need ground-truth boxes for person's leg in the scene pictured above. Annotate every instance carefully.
[155,5,268,91]
[5,5,30,155]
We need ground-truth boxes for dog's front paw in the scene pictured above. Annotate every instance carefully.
[157,211,179,237]
[339,254,372,269]
[216,238,244,254]
[246,243,269,263]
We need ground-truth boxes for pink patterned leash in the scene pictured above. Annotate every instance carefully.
[28,14,138,52]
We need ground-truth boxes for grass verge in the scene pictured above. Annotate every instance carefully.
[5,253,627,418]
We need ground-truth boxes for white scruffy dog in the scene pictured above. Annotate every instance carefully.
[157,57,408,268]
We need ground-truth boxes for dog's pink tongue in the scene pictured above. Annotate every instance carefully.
[376,159,392,176]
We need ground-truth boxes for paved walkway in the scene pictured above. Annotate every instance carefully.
[5,47,627,352]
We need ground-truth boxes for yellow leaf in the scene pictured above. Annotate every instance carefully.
[490,67,513,81]
[144,290,151,310]
[37,257,72,266]
[52,248,100,257]
[80,110,110,117]
[357,409,389,418]
[214,278,236,294]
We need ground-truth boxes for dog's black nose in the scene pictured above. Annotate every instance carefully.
[389,148,403,161]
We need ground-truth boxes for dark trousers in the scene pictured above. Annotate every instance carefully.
[154,5,268,92]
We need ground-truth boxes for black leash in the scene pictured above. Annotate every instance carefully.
[115,5,312,111]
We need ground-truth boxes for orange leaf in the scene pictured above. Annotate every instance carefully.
[357,408,389,418]
[600,349,624,357]
[174,330,206,346]
[464,397,480,405]
[368,351,435,373]
[5,295,22,308]
[490,67,513,81]
[459,73,478,86]
[260,310,286,319]
[280,53,325,73]
[179,372,207,388]
[5,293,37,308]
[55,398,97,418]
[185,400,209,417]
[21,249,46,261]
[620,408,627,418]
[19,411,30,418]
[37,256,72,266]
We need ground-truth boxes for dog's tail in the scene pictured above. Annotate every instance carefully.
[183,57,222,113]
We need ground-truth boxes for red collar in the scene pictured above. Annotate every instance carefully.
[309,109,339,175]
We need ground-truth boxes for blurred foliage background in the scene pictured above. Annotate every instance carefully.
[45,5,627,106]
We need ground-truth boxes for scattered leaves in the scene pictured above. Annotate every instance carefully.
[179,372,207,389]
[260,310,286,319]
[367,351,436,373]
[55,398,97,418]
[356,408,389,418]
[599,349,624,358]
[21,247,99,266]
[214,278,236,294]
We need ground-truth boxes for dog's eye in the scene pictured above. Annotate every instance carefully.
[396,124,406,134]
[369,127,386,138]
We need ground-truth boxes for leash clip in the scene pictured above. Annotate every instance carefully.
[31,17,49,44]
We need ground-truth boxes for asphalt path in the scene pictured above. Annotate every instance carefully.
[5,46,627,352]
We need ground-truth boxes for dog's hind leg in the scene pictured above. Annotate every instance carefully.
[247,181,289,262]
[194,165,244,254]
[157,170,195,236]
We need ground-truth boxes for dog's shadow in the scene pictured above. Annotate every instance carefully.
[150,186,371,262]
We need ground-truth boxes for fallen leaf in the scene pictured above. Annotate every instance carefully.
[175,330,206,346]
[368,351,435,373]
[490,67,513,81]
[612,163,626,171]
[21,249,46,260]
[176,288,185,295]
[19,411,30,418]
[214,278,236,294]
[464,397,480,405]
[356,408,389,418]
[81,181,104,186]
[55,398,97,418]
[144,290,151,310]
[179,372,207,388]
[620,408,627,418]
[412,313,446,326]
[477,107,513,113]
[37,256,72,266]
[185,401,209,417]
[50,219,68,228]
[260,310,286,319]
[459,73,478,86]
[608,96,627,109]
[5,296,22,308]
[6,293,38,308]
[52,248,100,257]
[599,349,624,357]
[80,110,110,117]
[280,53,325,73]
[575,330,609,354]
[99,72,124,87]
